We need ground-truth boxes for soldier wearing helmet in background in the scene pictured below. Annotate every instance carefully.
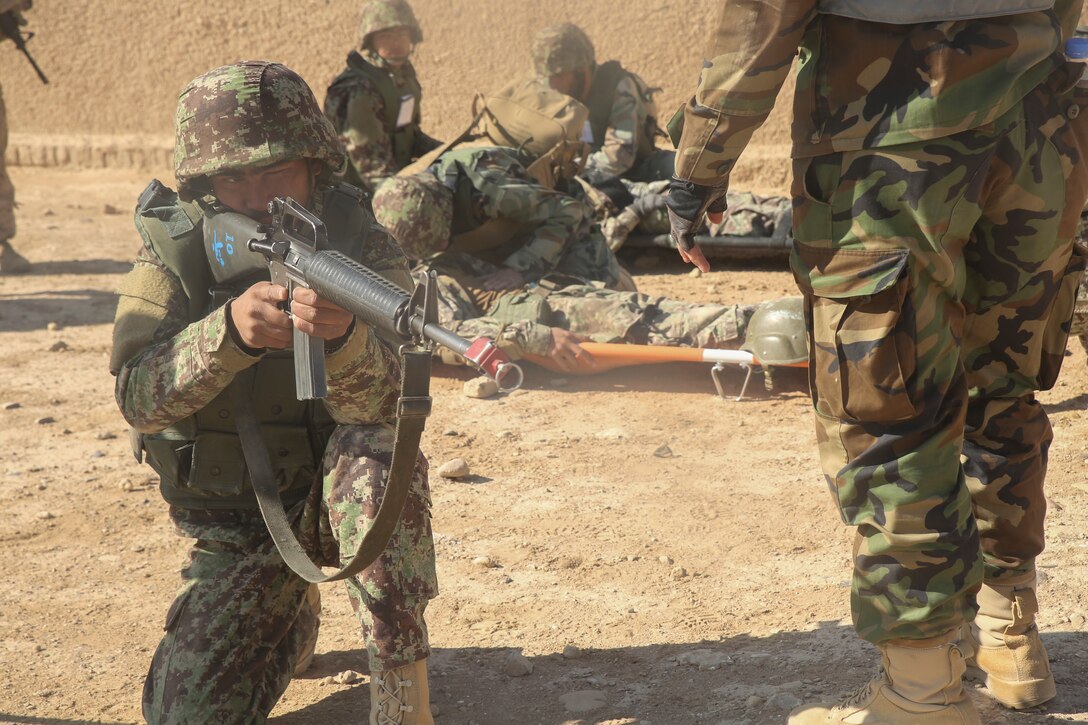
[371,173,785,372]
[385,147,623,291]
[530,23,674,200]
[325,0,441,194]
[110,61,436,725]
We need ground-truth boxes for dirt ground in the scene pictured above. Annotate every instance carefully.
[2,167,1088,725]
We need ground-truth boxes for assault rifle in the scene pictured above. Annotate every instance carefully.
[204,197,522,583]
[204,196,523,397]
[0,10,48,84]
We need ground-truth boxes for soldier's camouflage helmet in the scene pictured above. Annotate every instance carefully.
[359,0,423,48]
[740,297,807,366]
[372,173,453,260]
[531,23,595,78]
[174,61,345,202]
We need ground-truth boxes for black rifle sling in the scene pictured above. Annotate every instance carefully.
[235,349,433,583]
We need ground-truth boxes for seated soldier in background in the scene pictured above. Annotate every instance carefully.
[530,22,674,198]
[389,146,624,291]
[324,0,440,194]
[373,175,782,373]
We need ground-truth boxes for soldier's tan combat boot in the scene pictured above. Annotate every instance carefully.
[370,658,433,725]
[0,239,30,274]
[788,630,980,724]
[966,572,1055,709]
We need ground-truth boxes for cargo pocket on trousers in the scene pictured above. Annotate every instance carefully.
[791,242,917,423]
[1039,244,1088,390]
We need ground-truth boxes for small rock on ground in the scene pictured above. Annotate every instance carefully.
[560,690,607,713]
[438,458,470,479]
[463,376,499,399]
[502,651,533,677]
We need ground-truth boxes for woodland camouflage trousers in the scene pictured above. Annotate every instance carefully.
[142,424,436,725]
[790,70,1088,645]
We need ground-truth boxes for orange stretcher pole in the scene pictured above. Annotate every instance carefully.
[523,343,807,375]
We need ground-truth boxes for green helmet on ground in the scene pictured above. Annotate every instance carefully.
[372,173,453,260]
[530,23,595,78]
[741,296,808,366]
[358,0,423,48]
[174,60,345,202]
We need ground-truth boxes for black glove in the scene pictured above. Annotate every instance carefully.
[665,177,727,252]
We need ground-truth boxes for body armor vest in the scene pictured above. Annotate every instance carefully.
[131,182,371,510]
[816,0,1053,24]
[586,61,658,165]
[326,51,424,173]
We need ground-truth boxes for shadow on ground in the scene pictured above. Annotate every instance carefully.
[273,626,1088,724]
[0,289,119,331]
[21,259,133,276]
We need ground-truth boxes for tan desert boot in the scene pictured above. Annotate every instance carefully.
[0,240,30,274]
[788,630,980,724]
[370,658,433,725]
[967,572,1055,709]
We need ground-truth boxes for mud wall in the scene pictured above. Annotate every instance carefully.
[0,1,788,191]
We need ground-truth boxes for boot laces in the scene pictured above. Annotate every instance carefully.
[836,670,883,710]
[374,670,415,725]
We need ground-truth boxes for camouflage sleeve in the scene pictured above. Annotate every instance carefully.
[340,86,398,192]
[112,253,261,434]
[421,262,553,364]
[583,74,643,184]
[440,316,553,362]
[320,224,411,424]
[674,0,815,187]
[475,168,592,279]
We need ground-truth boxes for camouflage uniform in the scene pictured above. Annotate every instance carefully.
[530,23,674,189]
[0,0,32,273]
[416,250,748,363]
[393,146,621,286]
[324,0,440,194]
[674,0,1088,651]
[601,181,791,250]
[110,62,436,724]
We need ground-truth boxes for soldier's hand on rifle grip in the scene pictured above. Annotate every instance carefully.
[228,282,293,351]
[665,177,727,274]
[289,287,355,341]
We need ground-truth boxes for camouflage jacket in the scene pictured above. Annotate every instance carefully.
[674,1,1080,186]
[583,70,653,184]
[112,187,411,434]
[432,146,596,281]
[324,50,440,193]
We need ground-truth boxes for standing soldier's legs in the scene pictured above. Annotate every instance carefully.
[323,424,437,725]
[0,82,29,275]
[958,78,1088,709]
[143,508,315,725]
[788,77,1085,724]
